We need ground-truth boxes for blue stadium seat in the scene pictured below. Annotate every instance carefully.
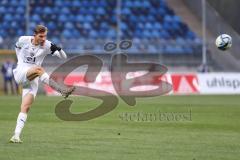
[0,0,201,54]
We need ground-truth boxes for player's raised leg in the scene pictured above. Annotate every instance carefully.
[27,66,75,98]
[38,68,75,98]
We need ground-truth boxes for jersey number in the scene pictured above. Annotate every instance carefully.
[24,56,36,64]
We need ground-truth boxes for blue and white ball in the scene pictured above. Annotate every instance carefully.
[215,34,232,51]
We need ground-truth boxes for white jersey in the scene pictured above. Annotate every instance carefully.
[15,36,52,68]
[13,36,67,98]
[13,36,53,86]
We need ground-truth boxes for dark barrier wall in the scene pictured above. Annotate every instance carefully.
[207,0,240,34]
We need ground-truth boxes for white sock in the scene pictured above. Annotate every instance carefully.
[40,72,50,85]
[14,112,27,138]
[40,72,67,93]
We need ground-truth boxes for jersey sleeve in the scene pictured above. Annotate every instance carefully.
[15,36,26,49]
[44,40,53,55]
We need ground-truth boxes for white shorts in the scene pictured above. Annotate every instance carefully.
[13,66,29,84]
[13,66,39,98]
[22,77,39,98]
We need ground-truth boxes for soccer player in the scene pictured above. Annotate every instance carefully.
[9,25,75,143]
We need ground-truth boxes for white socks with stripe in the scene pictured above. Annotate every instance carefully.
[40,72,50,84]
[14,112,27,138]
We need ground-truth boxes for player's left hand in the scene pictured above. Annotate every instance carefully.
[50,43,61,53]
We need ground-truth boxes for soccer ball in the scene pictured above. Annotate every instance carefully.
[215,34,232,51]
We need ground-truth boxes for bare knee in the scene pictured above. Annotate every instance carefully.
[35,67,45,76]
[21,103,31,113]
[35,67,44,72]
[21,94,34,113]
[27,67,45,80]
[21,100,32,113]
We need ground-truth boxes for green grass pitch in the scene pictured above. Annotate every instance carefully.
[0,95,240,160]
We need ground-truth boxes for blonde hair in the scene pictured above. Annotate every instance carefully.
[34,25,48,35]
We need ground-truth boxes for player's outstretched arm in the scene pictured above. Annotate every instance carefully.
[50,43,67,59]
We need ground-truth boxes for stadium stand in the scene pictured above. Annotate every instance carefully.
[0,0,201,54]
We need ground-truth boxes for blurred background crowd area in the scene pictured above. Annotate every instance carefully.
[0,0,201,55]
[1,0,240,95]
